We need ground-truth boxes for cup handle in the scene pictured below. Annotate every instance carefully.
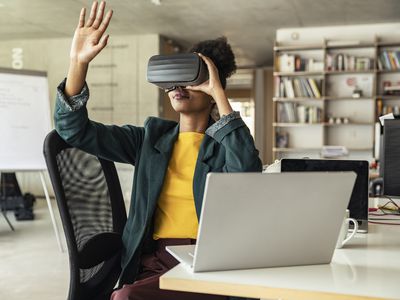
[342,218,358,246]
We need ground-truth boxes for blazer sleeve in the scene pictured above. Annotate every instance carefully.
[54,79,144,165]
[206,111,262,172]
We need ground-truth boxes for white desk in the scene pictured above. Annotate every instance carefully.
[160,224,400,300]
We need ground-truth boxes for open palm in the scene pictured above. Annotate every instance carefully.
[70,1,113,64]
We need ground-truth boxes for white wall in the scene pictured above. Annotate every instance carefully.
[0,34,160,199]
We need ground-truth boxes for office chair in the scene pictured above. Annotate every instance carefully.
[43,130,127,300]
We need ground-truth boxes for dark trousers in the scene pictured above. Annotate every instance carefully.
[111,238,228,300]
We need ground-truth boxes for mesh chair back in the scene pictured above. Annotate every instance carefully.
[43,130,127,300]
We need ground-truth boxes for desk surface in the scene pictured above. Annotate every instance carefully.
[160,224,400,300]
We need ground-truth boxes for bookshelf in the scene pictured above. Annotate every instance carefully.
[273,37,400,160]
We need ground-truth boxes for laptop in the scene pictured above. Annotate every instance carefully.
[280,159,369,232]
[166,172,356,272]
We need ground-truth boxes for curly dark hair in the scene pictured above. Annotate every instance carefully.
[189,37,236,89]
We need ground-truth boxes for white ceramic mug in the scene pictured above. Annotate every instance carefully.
[336,209,358,249]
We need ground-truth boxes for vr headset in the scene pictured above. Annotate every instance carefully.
[147,53,209,91]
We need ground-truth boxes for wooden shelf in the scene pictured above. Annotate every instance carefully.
[273,96,375,101]
[273,148,321,152]
[275,70,376,76]
[273,123,323,127]
[376,95,400,100]
[326,43,375,49]
[324,122,374,126]
[273,71,324,77]
[325,70,375,75]
[377,69,400,74]
[324,96,374,101]
[274,44,323,51]
[273,97,324,102]
[275,42,379,51]
[272,36,399,161]
[377,41,400,47]
[274,41,400,51]
[273,147,373,152]
[347,147,374,151]
[273,122,373,127]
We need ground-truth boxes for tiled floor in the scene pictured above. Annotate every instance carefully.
[0,199,69,300]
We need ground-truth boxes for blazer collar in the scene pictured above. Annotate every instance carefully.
[200,135,215,163]
[153,116,216,159]
[154,123,180,155]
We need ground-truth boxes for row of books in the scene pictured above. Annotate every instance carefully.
[277,103,323,123]
[378,51,400,70]
[326,54,373,71]
[277,54,324,72]
[274,77,322,98]
[277,51,399,72]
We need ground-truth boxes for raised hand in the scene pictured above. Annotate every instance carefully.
[65,1,112,97]
[70,1,113,64]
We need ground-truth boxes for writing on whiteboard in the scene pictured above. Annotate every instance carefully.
[0,70,51,170]
[12,48,23,70]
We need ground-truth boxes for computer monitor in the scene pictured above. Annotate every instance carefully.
[281,159,369,232]
[382,119,400,198]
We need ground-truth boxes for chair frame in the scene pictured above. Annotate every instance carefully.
[43,130,127,300]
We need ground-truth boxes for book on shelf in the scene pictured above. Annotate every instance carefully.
[275,77,322,98]
[326,53,374,71]
[293,79,302,98]
[378,50,400,70]
[277,54,323,72]
[376,98,383,120]
[301,78,314,97]
[308,78,321,98]
[277,102,322,123]
[295,56,302,71]
[274,76,284,98]
[277,102,296,123]
[278,53,295,72]
[283,78,295,98]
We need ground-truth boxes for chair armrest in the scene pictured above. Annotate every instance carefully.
[78,232,123,269]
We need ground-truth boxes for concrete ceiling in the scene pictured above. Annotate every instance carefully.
[0,0,399,67]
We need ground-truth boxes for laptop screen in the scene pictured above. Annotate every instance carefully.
[281,159,369,227]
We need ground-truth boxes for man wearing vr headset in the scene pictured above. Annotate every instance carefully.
[54,1,262,299]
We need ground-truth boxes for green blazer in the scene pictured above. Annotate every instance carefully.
[54,80,262,286]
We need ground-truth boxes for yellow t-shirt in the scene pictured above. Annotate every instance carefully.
[153,132,204,240]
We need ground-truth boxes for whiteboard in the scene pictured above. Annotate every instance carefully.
[0,68,52,171]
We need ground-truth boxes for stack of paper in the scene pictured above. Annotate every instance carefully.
[321,146,349,158]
